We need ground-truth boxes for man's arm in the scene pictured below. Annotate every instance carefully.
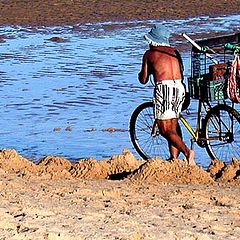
[138,53,149,84]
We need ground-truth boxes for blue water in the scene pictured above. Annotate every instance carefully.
[0,14,239,167]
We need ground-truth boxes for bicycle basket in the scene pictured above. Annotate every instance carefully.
[188,76,228,101]
[188,32,240,101]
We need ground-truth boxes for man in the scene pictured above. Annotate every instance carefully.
[138,24,195,165]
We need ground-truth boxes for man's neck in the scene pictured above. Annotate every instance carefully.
[149,45,171,50]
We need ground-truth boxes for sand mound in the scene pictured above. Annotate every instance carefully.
[209,158,240,183]
[37,156,73,179]
[0,148,239,184]
[208,159,226,178]
[70,149,143,179]
[128,158,214,184]
[0,149,143,180]
[0,149,38,175]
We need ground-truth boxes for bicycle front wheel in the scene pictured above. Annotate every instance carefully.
[129,102,169,160]
[204,104,240,162]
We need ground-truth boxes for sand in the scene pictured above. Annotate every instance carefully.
[0,149,239,239]
[0,1,240,239]
[0,0,239,26]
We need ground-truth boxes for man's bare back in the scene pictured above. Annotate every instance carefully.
[138,45,182,84]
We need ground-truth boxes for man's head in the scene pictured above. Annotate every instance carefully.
[144,24,170,47]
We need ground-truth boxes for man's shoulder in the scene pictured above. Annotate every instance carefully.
[148,46,178,53]
[143,49,153,58]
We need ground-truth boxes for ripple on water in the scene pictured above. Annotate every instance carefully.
[0,15,239,167]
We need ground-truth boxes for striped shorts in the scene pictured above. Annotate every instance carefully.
[154,80,185,120]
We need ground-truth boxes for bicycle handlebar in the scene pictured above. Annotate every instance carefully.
[182,33,219,64]
[224,43,240,53]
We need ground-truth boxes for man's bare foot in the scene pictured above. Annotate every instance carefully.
[187,149,196,165]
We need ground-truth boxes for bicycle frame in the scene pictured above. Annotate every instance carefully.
[179,99,211,147]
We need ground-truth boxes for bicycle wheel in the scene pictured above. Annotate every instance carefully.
[129,102,169,160]
[204,104,240,162]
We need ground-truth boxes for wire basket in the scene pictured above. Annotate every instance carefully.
[188,32,240,101]
[188,77,228,101]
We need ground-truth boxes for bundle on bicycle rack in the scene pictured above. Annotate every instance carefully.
[187,32,240,102]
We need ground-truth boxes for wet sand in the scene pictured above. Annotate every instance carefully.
[0,1,240,239]
[0,0,239,26]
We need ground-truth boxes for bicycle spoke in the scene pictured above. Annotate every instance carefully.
[205,105,240,162]
[129,102,169,160]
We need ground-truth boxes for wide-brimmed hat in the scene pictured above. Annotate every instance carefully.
[144,24,170,46]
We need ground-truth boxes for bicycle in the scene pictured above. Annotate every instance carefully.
[130,34,240,163]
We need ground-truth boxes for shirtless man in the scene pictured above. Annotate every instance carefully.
[138,24,195,165]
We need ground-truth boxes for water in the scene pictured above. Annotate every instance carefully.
[0,14,239,167]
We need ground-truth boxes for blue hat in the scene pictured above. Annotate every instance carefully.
[144,24,170,46]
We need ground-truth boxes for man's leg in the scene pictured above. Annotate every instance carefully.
[157,118,195,165]
[168,123,183,159]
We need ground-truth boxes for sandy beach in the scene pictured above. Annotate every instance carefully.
[0,1,239,239]
[0,149,239,239]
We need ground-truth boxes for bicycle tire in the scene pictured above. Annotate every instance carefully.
[129,102,169,160]
[204,104,240,162]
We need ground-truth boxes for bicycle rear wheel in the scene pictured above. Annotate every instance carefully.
[129,102,169,160]
[204,104,240,162]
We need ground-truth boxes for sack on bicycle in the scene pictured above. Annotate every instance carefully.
[227,55,240,103]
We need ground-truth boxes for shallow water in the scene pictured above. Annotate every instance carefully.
[0,14,239,167]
